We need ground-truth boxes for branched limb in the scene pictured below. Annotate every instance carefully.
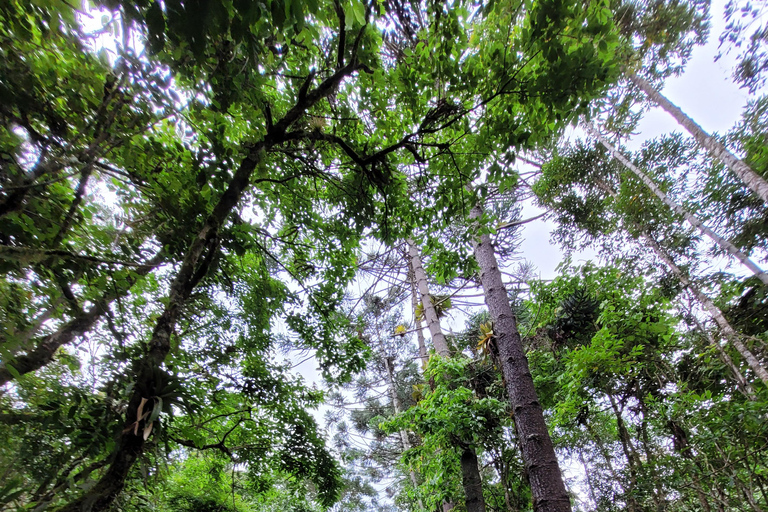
[52,166,93,246]
[0,253,163,385]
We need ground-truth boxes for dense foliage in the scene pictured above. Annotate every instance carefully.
[2,0,768,511]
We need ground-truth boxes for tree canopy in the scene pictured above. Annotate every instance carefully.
[2,0,768,511]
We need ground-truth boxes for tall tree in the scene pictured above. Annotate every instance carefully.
[535,143,768,388]
[408,240,486,512]
[586,123,768,285]
[626,71,768,204]
[471,203,572,512]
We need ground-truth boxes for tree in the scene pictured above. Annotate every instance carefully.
[471,202,573,512]
[1,0,629,509]
[536,141,768,385]
[586,123,768,285]
[625,71,768,204]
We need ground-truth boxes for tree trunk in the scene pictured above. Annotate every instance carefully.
[627,71,768,205]
[407,238,450,356]
[635,387,665,512]
[578,450,599,511]
[609,394,640,512]
[588,123,768,286]
[641,234,768,386]
[690,313,757,400]
[382,352,425,511]
[409,257,429,368]
[408,238,487,512]
[692,478,713,512]
[471,204,571,512]
[460,447,487,512]
[593,176,768,389]
[53,60,363,512]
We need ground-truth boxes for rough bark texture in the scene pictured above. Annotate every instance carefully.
[471,205,571,512]
[589,123,768,286]
[407,238,450,355]
[641,233,768,386]
[0,257,162,385]
[54,60,364,512]
[627,71,768,205]
[460,448,487,512]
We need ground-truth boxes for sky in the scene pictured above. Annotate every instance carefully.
[517,0,755,280]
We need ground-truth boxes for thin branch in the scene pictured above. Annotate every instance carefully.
[496,211,547,230]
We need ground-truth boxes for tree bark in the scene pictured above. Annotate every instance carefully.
[627,71,768,205]
[471,204,571,512]
[407,238,450,356]
[460,447,487,512]
[588,123,768,286]
[635,388,666,511]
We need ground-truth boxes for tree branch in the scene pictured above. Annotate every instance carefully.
[0,253,163,385]
[497,212,547,230]
[0,245,158,268]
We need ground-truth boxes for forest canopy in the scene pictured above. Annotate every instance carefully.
[1,0,767,511]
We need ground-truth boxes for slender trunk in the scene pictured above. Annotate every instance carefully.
[627,71,768,205]
[716,487,728,512]
[594,176,767,388]
[382,352,425,511]
[690,313,757,400]
[408,239,486,512]
[641,234,768,386]
[503,479,516,512]
[578,450,599,511]
[588,123,768,286]
[407,239,450,356]
[471,204,571,512]
[51,165,93,247]
[739,479,765,512]
[585,422,621,485]
[0,256,162,385]
[609,394,640,512]
[635,388,665,512]
[692,478,713,512]
[409,258,429,368]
